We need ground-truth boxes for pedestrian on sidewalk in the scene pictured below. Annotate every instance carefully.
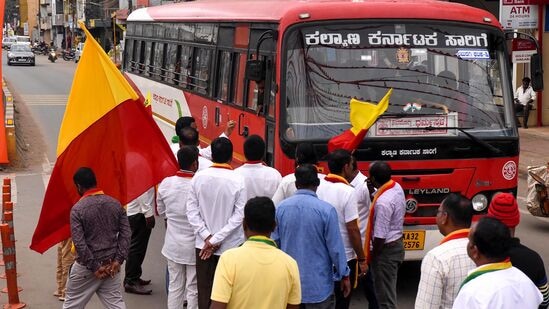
[124,187,155,295]
[63,167,131,309]
[54,238,75,301]
[514,77,536,129]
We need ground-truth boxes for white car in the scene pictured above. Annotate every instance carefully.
[7,43,35,66]
[75,43,84,63]
[2,37,16,50]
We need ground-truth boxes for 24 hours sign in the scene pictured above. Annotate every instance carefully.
[500,0,538,30]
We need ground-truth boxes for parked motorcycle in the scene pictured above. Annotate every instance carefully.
[48,49,57,63]
[32,43,49,55]
[62,49,76,61]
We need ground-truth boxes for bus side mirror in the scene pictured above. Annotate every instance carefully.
[531,53,544,91]
[245,60,265,82]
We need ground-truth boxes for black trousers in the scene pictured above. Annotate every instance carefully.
[195,249,220,309]
[515,103,531,127]
[334,259,358,309]
[124,213,152,285]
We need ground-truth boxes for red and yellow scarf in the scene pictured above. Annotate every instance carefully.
[439,228,469,245]
[364,180,396,263]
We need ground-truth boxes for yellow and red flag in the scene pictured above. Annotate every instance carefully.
[30,22,178,253]
[328,89,392,152]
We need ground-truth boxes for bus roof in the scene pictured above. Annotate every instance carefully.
[128,0,500,28]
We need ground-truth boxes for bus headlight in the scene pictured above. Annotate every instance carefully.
[472,194,488,211]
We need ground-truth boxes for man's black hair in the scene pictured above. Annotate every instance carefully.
[295,143,318,166]
[244,135,265,161]
[369,161,392,184]
[244,197,276,233]
[73,167,97,189]
[295,164,320,188]
[175,116,195,135]
[327,149,352,174]
[177,146,199,170]
[351,155,358,171]
[211,137,233,164]
[472,217,511,260]
[179,127,199,146]
[441,193,473,228]
[522,77,531,83]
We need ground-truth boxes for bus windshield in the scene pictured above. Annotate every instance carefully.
[283,22,514,142]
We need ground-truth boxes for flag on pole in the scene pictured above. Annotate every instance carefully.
[327,89,392,152]
[30,22,178,253]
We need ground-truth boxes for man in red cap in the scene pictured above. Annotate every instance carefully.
[488,193,549,308]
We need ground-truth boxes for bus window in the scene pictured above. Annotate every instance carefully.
[179,45,193,89]
[234,53,247,106]
[138,41,146,74]
[216,51,232,102]
[192,48,212,95]
[165,43,178,83]
[124,39,134,71]
[152,42,164,80]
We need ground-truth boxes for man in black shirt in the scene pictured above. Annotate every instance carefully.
[488,193,549,309]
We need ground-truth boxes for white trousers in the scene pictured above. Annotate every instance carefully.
[167,258,198,309]
[63,262,126,309]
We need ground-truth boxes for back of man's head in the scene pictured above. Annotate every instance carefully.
[369,161,392,184]
[295,143,318,166]
[244,197,276,234]
[211,137,233,164]
[472,217,511,261]
[244,135,265,162]
[73,167,97,190]
[175,116,195,135]
[523,77,531,84]
[327,149,352,174]
[177,145,199,171]
[295,164,320,189]
[441,193,473,228]
[179,127,199,147]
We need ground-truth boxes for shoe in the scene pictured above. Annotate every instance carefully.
[137,278,151,286]
[53,291,62,297]
[58,296,65,301]
[124,283,152,295]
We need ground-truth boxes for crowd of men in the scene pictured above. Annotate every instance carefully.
[60,117,549,309]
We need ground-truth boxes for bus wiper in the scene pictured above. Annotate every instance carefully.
[380,126,503,155]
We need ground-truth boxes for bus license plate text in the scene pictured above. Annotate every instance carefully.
[403,231,425,250]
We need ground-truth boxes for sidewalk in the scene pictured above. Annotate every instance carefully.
[518,126,549,178]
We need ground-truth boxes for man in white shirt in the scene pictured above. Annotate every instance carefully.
[317,149,366,309]
[178,127,212,171]
[272,143,325,205]
[186,137,247,309]
[124,187,155,295]
[349,156,377,308]
[157,146,200,309]
[415,193,475,309]
[366,161,405,309]
[170,116,235,160]
[235,135,282,199]
[514,77,536,128]
[453,217,542,309]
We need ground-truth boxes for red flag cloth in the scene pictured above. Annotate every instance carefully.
[30,99,178,253]
[328,129,368,153]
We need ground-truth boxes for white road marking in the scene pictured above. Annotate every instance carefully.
[19,94,68,106]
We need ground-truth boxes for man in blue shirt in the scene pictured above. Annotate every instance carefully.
[273,164,350,308]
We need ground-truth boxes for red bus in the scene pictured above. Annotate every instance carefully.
[124,0,541,260]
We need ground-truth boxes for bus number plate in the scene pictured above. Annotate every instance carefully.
[403,231,425,250]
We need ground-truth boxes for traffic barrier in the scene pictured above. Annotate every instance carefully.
[0,223,25,308]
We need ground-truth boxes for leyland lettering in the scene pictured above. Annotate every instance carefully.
[408,188,451,195]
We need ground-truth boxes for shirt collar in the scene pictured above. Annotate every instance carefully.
[295,189,318,197]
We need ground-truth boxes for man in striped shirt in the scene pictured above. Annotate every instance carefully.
[415,193,475,309]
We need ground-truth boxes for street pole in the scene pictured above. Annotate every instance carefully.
[113,14,116,65]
